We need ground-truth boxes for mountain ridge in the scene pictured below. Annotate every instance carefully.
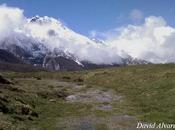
[0,16,150,71]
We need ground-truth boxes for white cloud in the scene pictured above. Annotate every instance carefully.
[0,5,122,65]
[106,16,175,63]
[0,4,175,64]
[0,4,25,41]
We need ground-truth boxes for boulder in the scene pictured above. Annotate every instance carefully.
[0,75,12,84]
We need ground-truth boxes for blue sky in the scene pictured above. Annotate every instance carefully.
[0,0,175,36]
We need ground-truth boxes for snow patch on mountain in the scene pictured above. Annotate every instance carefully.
[0,4,150,67]
[0,4,124,65]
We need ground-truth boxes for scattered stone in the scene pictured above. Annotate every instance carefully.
[54,90,68,99]
[49,99,56,102]
[33,76,41,80]
[102,71,109,75]
[8,87,24,92]
[66,89,122,103]
[12,115,25,121]
[66,95,77,101]
[21,105,31,115]
[0,100,9,113]
[0,95,8,102]
[31,111,39,117]
[0,75,12,84]
[74,85,86,89]
[62,76,71,80]
[28,116,33,121]
[74,78,84,82]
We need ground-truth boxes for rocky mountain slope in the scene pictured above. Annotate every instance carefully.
[0,49,45,72]
[0,49,22,64]
[0,16,150,71]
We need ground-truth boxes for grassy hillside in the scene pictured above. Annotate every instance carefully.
[0,64,175,130]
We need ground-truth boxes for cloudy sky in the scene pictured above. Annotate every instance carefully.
[1,0,175,36]
[0,0,175,64]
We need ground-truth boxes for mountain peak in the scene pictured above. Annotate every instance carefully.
[29,15,63,26]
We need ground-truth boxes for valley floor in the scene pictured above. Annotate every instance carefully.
[1,64,175,130]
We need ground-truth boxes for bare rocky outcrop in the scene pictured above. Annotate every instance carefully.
[0,75,12,84]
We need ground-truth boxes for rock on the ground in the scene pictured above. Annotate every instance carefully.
[0,75,12,84]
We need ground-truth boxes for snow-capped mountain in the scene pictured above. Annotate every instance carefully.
[0,16,150,71]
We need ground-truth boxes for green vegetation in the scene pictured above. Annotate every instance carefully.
[1,64,175,130]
